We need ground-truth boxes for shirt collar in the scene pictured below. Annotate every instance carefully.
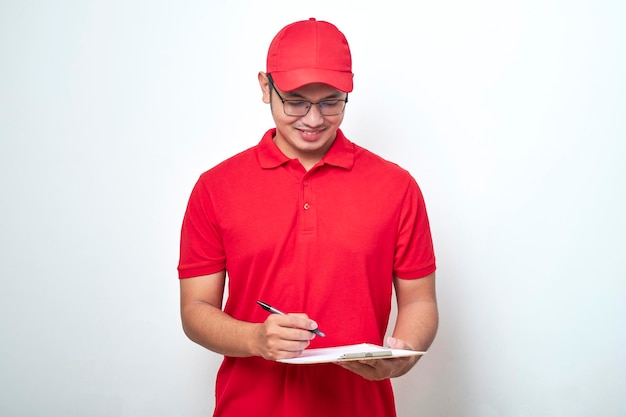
[257,128,355,170]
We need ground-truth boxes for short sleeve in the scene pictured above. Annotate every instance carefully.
[177,176,226,278]
[393,176,436,279]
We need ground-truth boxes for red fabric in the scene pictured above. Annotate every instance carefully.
[178,128,435,417]
[266,18,353,92]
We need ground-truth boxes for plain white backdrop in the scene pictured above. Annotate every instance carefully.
[1,1,624,416]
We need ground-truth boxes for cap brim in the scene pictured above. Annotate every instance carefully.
[271,68,353,92]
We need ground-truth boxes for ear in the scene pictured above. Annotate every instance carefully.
[258,72,271,104]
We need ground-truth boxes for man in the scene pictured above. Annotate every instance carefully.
[178,18,438,417]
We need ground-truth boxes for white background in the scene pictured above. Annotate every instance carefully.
[1,1,624,416]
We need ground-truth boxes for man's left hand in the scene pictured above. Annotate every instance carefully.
[337,337,420,381]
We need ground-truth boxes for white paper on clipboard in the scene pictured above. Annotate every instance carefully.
[277,343,426,364]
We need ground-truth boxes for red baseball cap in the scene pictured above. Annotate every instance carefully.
[266,18,353,92]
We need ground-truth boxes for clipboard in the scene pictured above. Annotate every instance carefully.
[277,343,426,364]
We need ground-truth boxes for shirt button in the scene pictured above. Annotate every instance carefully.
[303,203,310,210]
[303,180,309,186]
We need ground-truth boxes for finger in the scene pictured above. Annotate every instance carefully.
[261,333,312,360]
[275,339,311,354]
[285,313,319,333]
[337,359,392,381]
[265,313,314,332]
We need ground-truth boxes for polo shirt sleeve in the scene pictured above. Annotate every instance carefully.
[177,175,226,279]
[393,176,436,279]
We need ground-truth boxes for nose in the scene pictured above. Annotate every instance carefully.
[301,103,325,125]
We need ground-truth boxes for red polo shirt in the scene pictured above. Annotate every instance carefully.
[178,128,435,417]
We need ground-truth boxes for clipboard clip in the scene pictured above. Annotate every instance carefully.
[339,350,392,360]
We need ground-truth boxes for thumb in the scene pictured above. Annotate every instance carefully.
[387,336,414,350]
[387,336,398,348]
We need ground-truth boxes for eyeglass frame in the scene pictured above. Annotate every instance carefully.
[267,74,349,117]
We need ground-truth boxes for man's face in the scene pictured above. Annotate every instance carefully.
[260,74,347,168]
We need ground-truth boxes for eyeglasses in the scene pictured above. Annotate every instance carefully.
[267,74,348,117]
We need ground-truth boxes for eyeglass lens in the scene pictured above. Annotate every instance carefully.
[284,100,345,116]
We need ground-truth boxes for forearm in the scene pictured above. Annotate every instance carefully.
[179,274,316,360]
[181,300,261,357]
[391,297,438,352]
[392,272,439,351]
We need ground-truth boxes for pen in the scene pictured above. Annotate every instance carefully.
[256,300,326,337]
